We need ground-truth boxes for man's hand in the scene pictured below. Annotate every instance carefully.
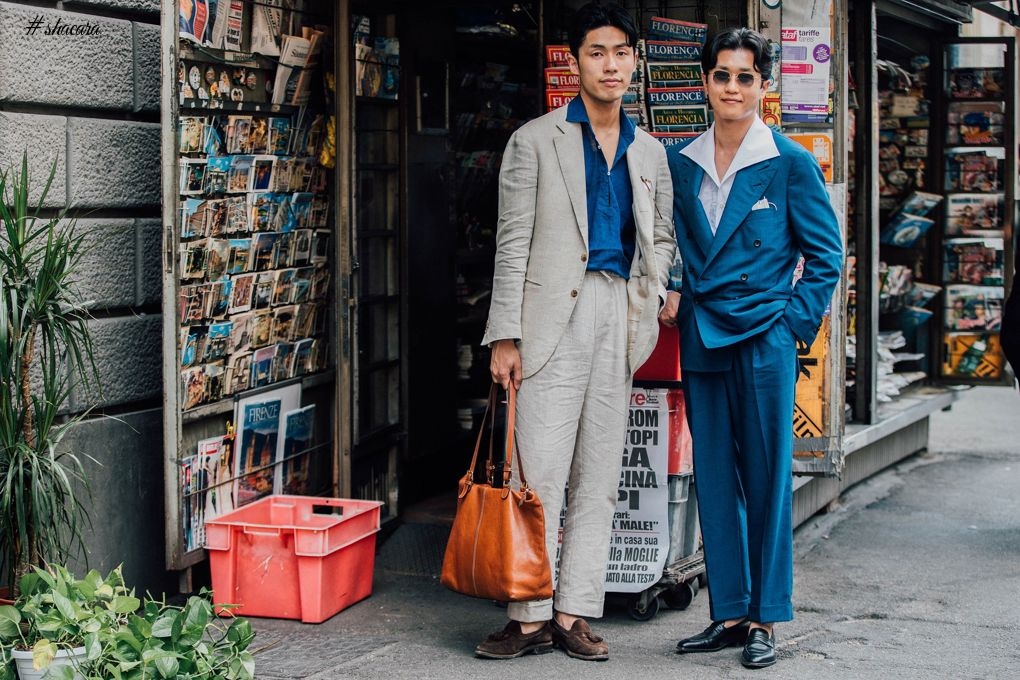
[659,291,680,327]
[489,339,522,390]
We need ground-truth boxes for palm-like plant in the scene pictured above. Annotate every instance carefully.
[0,154,98,596]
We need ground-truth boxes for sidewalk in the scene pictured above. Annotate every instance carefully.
[249,386,1019,679]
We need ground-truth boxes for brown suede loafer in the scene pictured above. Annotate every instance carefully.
[474,621,554,659]
[551,618,609,661]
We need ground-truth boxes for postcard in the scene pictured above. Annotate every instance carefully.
[226,351,252,394]
[205,278,232,320]
[226,238,251,275]
[250,345,277,388]
[272,305,297,344]
[228,272,255,314]
[252,271,276,310]
[273,268,296,306]
[250,310,274,348]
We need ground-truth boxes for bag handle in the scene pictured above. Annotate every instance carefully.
[465,383,529,489]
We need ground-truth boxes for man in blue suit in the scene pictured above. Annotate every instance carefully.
[659,28,843,669]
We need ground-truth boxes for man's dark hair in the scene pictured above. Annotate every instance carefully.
[702,27,774,80]
[568,2,638,57]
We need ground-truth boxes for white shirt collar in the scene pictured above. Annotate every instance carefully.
[680,116,779,185]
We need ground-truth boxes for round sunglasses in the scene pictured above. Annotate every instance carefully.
[709,70,760,87]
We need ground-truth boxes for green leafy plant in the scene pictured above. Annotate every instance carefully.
[0,565,256,680]
[0,564,138,680]
[94,592,255,680]
[0,153,98,594]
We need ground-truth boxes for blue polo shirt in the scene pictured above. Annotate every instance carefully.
[566,96,636,280]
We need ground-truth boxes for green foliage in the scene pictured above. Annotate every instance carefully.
[0,566,255,680]
[0,153,99,592]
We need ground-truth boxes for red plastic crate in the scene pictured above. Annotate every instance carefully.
[634,323,681,382]
[205,495,383,623]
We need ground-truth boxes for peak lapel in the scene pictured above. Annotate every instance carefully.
[704,160,778,266]
[675,158,713,256]
[553,126,588,247]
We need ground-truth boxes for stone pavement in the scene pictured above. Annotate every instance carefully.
[249,386,1020,679]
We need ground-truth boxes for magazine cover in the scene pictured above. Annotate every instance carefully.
[942,332,1005,379]
[650,104,708,133]
[944,148,1005,192]
[946,68,1005,99]
[281,405,316,495]
[895,191,942,217]
[879,213,934,247]
[944,193,1005,236]
[945,101,1006,145]
[233,384,300,506]
[903,282,942,309]
[646,61,703,88]
[179,455,201,551]
[198,433,235,527]
[944,284,1004,332]
[943,238,1004,285]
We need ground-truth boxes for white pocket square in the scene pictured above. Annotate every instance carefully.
[751,197,773,211]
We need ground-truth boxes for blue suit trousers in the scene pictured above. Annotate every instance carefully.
[682,319,798,623]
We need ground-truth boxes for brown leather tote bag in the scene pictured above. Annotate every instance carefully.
[439,384,554,602]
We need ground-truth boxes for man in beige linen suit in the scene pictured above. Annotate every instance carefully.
[476,2,675,662]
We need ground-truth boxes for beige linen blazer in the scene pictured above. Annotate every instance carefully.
[481,105,676,378]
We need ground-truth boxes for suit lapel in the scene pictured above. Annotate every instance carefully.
[675,157,713,257]
[553,123,588,247]
[705,160,778,266]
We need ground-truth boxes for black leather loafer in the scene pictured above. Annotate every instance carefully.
[741,628,776,668]
[675,620,750,654]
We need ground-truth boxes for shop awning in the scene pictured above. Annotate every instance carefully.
[883,0,974,23]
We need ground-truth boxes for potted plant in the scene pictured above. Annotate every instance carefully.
[0,153,98,596]
[0,565,256,680]
[0,564,137,680]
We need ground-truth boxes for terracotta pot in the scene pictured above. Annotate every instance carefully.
[10,646,85,680]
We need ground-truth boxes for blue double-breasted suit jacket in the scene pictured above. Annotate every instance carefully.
[666,130,844,371]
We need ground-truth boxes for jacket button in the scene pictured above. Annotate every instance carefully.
[581,254,588,262]
[753,239,762,247]
[740,273,749,281]
[571,289,578,298]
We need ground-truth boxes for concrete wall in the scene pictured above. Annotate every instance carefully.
[0,1,172,594]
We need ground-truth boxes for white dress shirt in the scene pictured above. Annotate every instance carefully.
[679,116,780,234]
